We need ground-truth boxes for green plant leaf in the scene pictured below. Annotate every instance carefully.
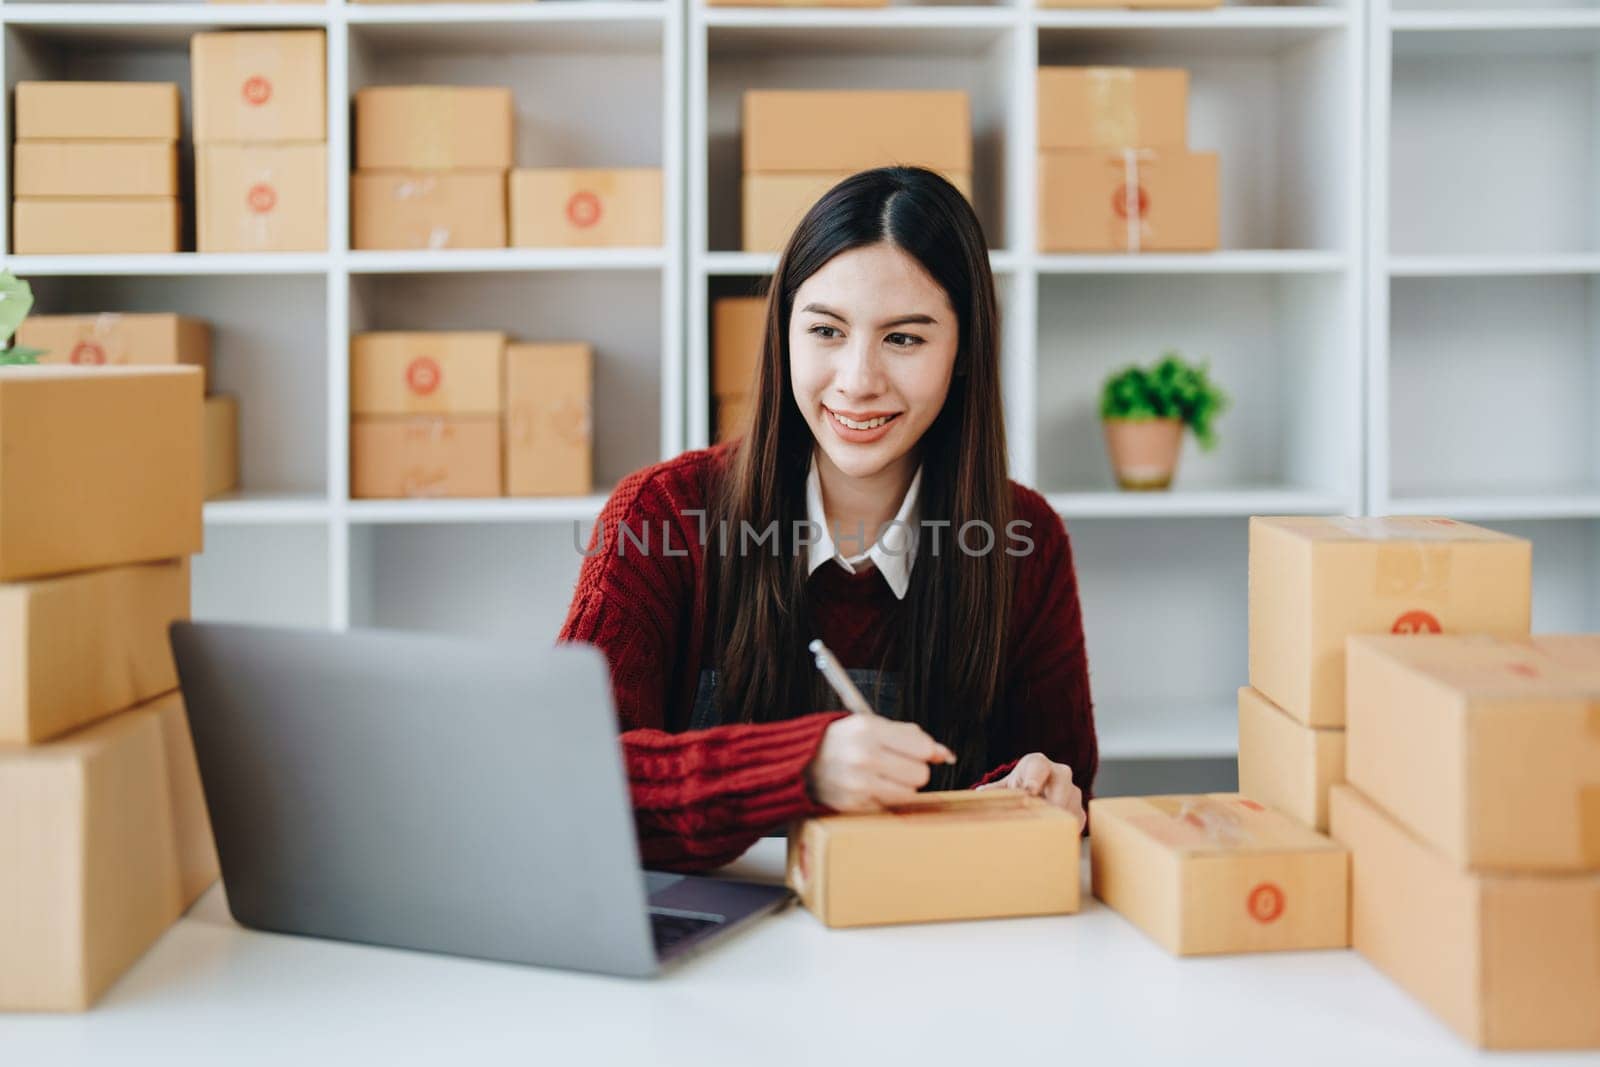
[0,272,34,346]
[1099,350,1229,450]
[0,350,40,366]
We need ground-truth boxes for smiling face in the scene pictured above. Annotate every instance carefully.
[788,242,961,485]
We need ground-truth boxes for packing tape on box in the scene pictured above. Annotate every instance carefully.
[1120,148,1143,252]
[390,176,452,250]
[1584,705,1600,866]
[1131,795,1257,849]
[1087,69,1137,148]
[1326,517,1465,601]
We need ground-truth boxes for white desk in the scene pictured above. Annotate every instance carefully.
[0,841,1583,1066]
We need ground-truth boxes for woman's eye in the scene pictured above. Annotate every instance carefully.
[809,324,841,339]
[886,333,924,348]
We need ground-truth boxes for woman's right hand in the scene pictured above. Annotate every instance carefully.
[804,714,957,813]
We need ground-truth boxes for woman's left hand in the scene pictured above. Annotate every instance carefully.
[976,752,1084,828]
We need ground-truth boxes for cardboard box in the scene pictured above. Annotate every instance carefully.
[16,313,210,386]
[708,0,886,5]
[1039,0,1219,10]
[1038,148,1218,253]
[197,143,328,253]
[715,395,752,443]
[509,168,663,248]
[351,171,507,251]
[742,170,973,252]
[190,30,327,143]
[504,342,591,497]
[0,559,189,745]
[355,86,514,171]
[350,416,502,499]
[0,708,183,1011]
[1037,68,1189,150]
[1237,685,1345,832]
[350,331,505,417]
[714,295,766,397]
[1089,793,1349,955]
[204,394,239,500]
[14,141,179,198]
[785,790,1080,928]
[1331,783,1600,1050]
[146,691,221,906]
[1248,516,1534,729]
[1346,633,1600,873]
[12,198,180,255]
[743,90,971,174]
[0,367,203,582]
[14,82,180,142]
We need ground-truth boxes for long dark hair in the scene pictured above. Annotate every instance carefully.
[709,166,1011,788]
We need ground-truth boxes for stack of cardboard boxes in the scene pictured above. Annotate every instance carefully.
[353,87,513,250]
[12,82,181,255]
[0,365,218,1011]
[1240,516,1534,832]
[13,313,237,499]
[1334,634,1600,1049]
[712,295,765,442]
[192,31,329,253]
[350,332,591,499]
[1037,67,1218,253]
[741,90,972,252]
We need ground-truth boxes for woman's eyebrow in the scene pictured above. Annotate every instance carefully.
[799,303,938,329]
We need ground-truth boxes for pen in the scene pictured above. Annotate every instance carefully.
[807,639,877,717]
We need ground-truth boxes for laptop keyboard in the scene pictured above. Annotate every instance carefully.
[650,911,722,955]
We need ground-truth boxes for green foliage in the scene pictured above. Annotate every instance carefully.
[1099,351,1229,451]
[0,271,33,346]
[0,349,41,365]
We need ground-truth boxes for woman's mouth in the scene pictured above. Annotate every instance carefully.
[824,406,901,444]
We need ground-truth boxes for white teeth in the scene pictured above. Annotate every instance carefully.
[831,410,893,431]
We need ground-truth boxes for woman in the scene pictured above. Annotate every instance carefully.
[559,166,1096,873]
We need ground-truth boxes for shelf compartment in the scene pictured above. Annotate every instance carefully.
[192,523,331,629]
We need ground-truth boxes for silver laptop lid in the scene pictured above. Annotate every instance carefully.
[170,621,660,978]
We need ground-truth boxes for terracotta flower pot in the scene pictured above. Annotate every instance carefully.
[1103,416,1184,491]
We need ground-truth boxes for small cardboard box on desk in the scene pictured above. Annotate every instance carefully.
[786,790,1081,928]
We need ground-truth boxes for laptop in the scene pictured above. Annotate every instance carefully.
[169,621,793,978]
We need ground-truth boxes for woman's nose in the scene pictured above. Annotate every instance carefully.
[834,339,887,398]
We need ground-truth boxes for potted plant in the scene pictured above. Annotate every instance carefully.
[1099,351,1227,491]
[0,271,41,365]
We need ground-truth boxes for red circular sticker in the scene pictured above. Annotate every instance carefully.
[242,76,272,106]
[1247,883,1285,924]
[247,183,277,215]
[406,357,442,396]
[70,341,105,366]
[1112,184,1149,220]
[1392,610,1442,635]
[566,191,603,229]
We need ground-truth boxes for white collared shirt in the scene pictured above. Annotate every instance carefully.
[803,455,921,600]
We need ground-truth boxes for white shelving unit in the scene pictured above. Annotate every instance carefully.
[1368,0,1600,639]
[21,1,1594,767]
[0,0,682,648]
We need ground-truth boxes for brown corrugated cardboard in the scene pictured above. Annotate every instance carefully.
[16,313,210,386]
[785,790,1080,928]
[146,692,221,907]
[1038,148,1218,253]
[14,141,179,198]
[1331,783,1600,1050]
[743,90,971,174]
[351,331,505,416]
[1248,516,1533,729]
[0,708,183,1011]
[351,171,507,250]
[12,198,180,255]
[204,394,239,500]
[355,86,514,171]
[1039,0,1219,10]
[197,143,328,253]
[715,395,752,443]
[742,170,973,252]
[0,366,203,582]
[509,168,663,248]
[190,30,327,143]
[1237,685,1345,832]
[713,295,766,397]
[350,416,502,499]
[14,82,180,142]
[1037,68,1189,150]
[504,342,591,497]
[1089,793,1349,955]
[708,0,886,5]
[1346,633,1600,873]
[0,559,189,745]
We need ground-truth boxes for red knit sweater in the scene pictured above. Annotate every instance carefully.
[557,444,1097,872]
